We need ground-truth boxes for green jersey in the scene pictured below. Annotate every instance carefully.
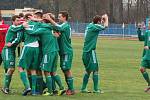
[137,28,146,57]
[83,23,105,52]
[142,30,150,60]
[23,21,40,45]
[4,25,23,50]
[28,23,59,54]
[54,22,73,54]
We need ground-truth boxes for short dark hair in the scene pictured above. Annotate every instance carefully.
[34,11,43,18]
[59,11,68,20]
[93,15,101,24]
[24,13,32,20]
[11,15,20,21]
[19,13,24,17]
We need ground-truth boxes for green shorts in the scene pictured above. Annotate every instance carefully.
[82,50,99,71]
[18,46,40,70]
[37,49,43,71]
[60,52,73,71]
[1,48,16,69]
[41,51,58,72]
[141,59,150,69]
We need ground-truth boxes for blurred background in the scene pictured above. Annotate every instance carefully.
[0,0,149,37]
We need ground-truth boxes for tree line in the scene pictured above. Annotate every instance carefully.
[0,0,149,24]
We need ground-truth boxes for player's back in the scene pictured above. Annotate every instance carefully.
[39,23,59,54]
[23,21,40,45]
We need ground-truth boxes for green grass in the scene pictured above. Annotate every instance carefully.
[0,37,150,100]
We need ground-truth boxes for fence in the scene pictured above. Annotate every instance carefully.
[4,20,138,38]
[71,22,137,37]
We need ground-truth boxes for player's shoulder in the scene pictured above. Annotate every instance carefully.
[95,23,105,28]
[28,20,39,24]
[145,30,150,33]
[8,25,16,30]
[86,23,94,28]
[88,23,104,29]
[60,22,70,30]
[144,30,150,36]
[40,23,52,30]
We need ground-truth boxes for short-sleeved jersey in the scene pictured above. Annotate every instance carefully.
[55,22,73,55]
[83,23,105,52]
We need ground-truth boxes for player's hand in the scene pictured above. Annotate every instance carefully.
[102,14,108,19]
[44,14,52,21]
[144,46,149,50]
[23,22,29,28]
[6,42,12,47]
[28,15,34,20]
[42,14,47,19]
[53,32,60,37]
[101,14,108,23]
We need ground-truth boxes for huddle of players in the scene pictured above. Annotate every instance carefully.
[1,11,108,96]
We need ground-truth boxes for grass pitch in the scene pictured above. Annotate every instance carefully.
[0,37,150,100]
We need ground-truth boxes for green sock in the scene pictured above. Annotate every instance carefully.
[65,76,69,87]
[66,77,74,91]
[52,76,56,91]
[42,79,46,90]
[81,73,90,90]
[20,71,30,89]
[28,75,32,88]
[36,76,43,93]
[46,76,52,93]
[92,72,100,91]
[142,72,150,85]
[4,74,12,89]
[53,75,64,90]
[31,75,37,93]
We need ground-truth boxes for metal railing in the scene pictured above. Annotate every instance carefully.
[71,22,137,37]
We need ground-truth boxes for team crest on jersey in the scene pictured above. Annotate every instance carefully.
[25,25,34,30]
